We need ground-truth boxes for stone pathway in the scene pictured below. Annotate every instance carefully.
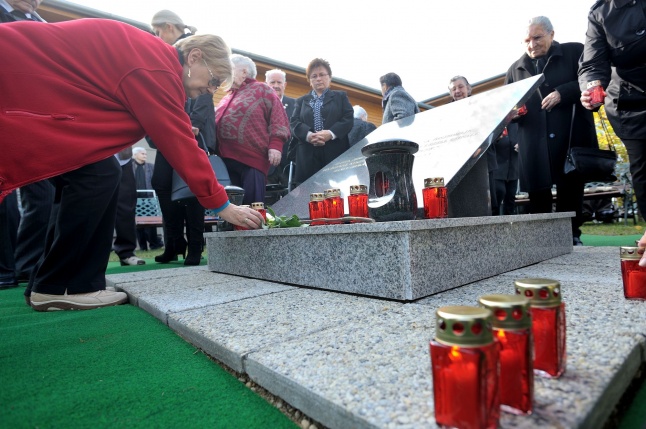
[107,247,646,429]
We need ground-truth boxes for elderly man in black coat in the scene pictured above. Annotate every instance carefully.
[505,16,598,246]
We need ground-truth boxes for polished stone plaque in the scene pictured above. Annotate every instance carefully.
[272,75,544,219]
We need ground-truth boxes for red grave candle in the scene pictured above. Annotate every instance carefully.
[348,184,369,218]
[324,188,344,223]
[309,193,325,225]
[587,80,606,109]
[251,202,266,222]
[517,104,528,116]
[515,278,566,378]
[620,247,646,300]
[423,177,448,219]
[479,294,534,415]
[430,306,500,429]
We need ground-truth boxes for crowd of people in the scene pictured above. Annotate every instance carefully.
[1,1,645,312]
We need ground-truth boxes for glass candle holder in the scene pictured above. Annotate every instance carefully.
[619,247,646,300]
[478,294,534,415]
[251,202,267,222]
[309,193,325,225]
[587,80,606,109]
[423,177,448,219]
[514,278,566,378]
[234,205,252,231]
[324,188,344,223]
[430,306,500,429]
[348,185,369,218]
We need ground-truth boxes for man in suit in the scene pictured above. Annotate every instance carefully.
[132,147,163,251]
[266,69,296,187]
[0,0,53,290]
[380,72,419,124]
[348,105,376,146]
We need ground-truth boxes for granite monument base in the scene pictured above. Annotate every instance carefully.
[206,213,573,301]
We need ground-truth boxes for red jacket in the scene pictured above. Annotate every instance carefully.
[216,78,290,175]
[0,19,228,210]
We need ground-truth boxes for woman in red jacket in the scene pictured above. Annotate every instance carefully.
[0,19,264,311]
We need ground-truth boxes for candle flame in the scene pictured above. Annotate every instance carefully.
[449,346,462,362]
[497,329,506,339]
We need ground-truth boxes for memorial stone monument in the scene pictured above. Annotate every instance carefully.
[206,75,574,301]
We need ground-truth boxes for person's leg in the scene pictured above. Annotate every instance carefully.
[240,167,266,206]
[502,180,518,216]
[29,157,127,310]
[183,199,205,266]
[623,138,646,219]
[136,228,148,251]
[113,160,142,265]
[528,188,553,214]
[14,180,54,282]
[152,152,186,262]
[556,174,585,241]
[0,192,19,288]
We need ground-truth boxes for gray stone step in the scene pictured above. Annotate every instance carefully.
[108,246,645,429]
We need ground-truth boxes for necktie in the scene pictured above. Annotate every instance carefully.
[309,92,326,132]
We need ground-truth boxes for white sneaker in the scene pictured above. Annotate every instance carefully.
[120,256,145,266]
[31,290,128,312]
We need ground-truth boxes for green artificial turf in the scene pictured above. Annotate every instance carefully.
[0,286,296,429]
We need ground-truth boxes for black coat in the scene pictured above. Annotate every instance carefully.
[578,0,646,139]
[348,118,377,146]
[290,90,354,182]
[494,122,519,181]
[505,41,598,192]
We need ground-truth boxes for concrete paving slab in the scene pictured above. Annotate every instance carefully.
[167,289,397,373]
[109,247,645,429]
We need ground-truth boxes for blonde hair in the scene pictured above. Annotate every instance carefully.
[151,10,197,35]
[175,34,233,90]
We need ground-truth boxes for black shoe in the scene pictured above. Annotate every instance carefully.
[0,279,18,290]
[184,246,203,266]
[155,238,187,263]
[573,237,583,246]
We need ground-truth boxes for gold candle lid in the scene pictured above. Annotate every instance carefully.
[587,80,602,89]
[478,294,531,330]
[424,177,445,188]
[514,278,562,308]
[435,306,493,347]
[324,188,341,198]
[251,202,265,210]
[310,192,325,202]
[620,246,643,260]
[349,184,368,195]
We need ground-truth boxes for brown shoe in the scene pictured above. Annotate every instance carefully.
[30,290,128,312]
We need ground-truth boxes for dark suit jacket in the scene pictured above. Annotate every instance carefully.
[282,96,296,120]
[0,7,44,22]
[290,90,354,182]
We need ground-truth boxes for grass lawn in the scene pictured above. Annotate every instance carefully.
[581,219,645,236]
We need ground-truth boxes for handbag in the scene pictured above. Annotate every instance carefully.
[171,133,231,202]
[564,105,617,183]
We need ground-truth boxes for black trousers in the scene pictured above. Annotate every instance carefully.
[14,181,54,280]
[528,174,585,238]
[622,138,646,218]
[0,192,19,283]
[113,160,138,259]
[151,151,204,248]
[494,179,518,216]
[29,157,121,295]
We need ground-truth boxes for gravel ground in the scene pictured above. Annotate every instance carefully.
[207,353,327,429]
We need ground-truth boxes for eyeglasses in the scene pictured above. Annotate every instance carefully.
[203,60,221,88]
[309,73,329,80]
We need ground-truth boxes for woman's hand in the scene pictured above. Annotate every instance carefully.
[268,149,281,166]
[580,90,594,110]
[218,203,264,229]
[638,231,646,267]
